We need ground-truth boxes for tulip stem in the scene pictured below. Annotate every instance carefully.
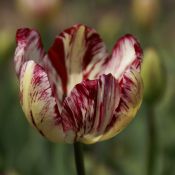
[74,142,85,175]
[147,106,157,175]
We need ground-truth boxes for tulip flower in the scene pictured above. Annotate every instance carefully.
[14,24,143,144]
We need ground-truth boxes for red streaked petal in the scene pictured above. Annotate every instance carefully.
[61,79,98,143]
[48,24,109,96]
[14,28,45,77]
[100,69,143,141]
[19,60,65,142]
[83,74,120,143]
[15,28,64,110]
[99,34,143,141]
[104,34,143,79]
[61,74,120,144]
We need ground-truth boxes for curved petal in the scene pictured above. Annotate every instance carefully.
[61,74,120,144]
[98,34,143,141]
[61,79,98,143]
[104,34,143,79]
[19,60,65,142]
[100,69,143,141]
[48,24,109,96]
[14,28,45,77]
[14,28,64,110]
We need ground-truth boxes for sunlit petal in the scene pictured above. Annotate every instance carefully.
[104,34,142,79]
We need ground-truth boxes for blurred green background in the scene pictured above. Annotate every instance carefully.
[0,0,175,175]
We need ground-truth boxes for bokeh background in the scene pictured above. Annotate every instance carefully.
[0,0,175,175]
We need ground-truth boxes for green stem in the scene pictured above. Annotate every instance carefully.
[74,142,85,175]
[147,106,157,175]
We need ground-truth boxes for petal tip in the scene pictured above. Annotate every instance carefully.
[16,28,31,42]
[16,28,41,45]
[122,33,143,59]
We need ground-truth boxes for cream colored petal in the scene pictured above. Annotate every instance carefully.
[20,60,66,142]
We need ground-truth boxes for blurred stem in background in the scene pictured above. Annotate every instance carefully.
[74,143,85,175]
[142,48,166,175]
[146,105,157,175]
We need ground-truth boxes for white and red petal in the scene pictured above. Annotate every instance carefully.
[14,28,64,110]
[97,34,143,141]
[85,74,120,142]
[61,74,120,144]
[48,24,109,96]
[100,69,143,141]
[19,60,65,142]
[104,34,143,79]
[14,28,45,77]
[95,34,143,141]
[61,79,98,143]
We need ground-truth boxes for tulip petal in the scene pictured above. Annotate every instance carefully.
[61,74,120,144]
[48,24,109,95]
[61,78,98,143]
[14,28,45,77]
[15,28,64,110]
[100,69,143,141]
[98,35,143,141]
[104,34,143,79]
[19,60,66,142]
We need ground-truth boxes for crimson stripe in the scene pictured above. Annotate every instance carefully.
[48,37,68,94]
[30,110,45,137]
[83,32,104,69]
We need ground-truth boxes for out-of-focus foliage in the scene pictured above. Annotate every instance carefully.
[0,29,14,63]
[141,48,166,105]
[131,0,160,29]
[0,0,175,175]
[16,0,61,24]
